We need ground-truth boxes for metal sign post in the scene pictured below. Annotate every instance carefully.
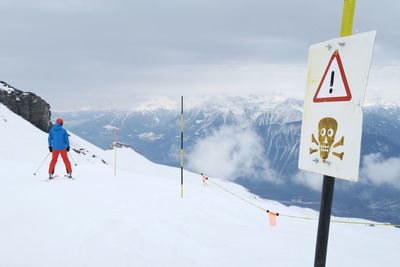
[314,175,335,266]
[180,96,184,198]
[298,1,376,266]
[315,2,356,265]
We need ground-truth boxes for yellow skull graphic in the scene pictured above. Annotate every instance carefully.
[318,117,338,160]
[309,117,344,162]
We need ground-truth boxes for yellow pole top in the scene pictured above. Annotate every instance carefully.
[340,0,356,37]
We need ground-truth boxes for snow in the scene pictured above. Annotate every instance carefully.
[128,96,399,125]
[0,81,15,93]
[131,97,179,113]
[0,103,399,267]
[138,132,164,141]
[130,95,303,115]
[364,97,400,108]
[103,124,119,131]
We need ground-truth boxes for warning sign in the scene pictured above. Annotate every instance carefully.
[298,31,376,182]
[313,50,352,103]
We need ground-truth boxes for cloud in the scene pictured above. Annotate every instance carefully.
[360,153,400,189]
[292,153,400,191]
[186,126,279,183]
[291,170,322,192]
[291,153,400,192]
[365,66,400,104]
[1,0,399,110]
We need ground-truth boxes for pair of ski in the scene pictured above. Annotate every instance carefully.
[48,174,74,180]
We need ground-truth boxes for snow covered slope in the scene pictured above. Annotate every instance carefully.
[54,97,400,225]
[0,103,399,267]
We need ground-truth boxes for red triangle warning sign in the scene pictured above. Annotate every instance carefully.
[313,50,352,103]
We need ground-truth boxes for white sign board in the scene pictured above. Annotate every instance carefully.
[298,31,376,182]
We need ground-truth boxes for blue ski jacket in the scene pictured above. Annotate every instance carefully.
[48,123,70,150]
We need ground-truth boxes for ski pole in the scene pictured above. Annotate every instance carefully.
[68,151,78,166]
[33,152,51,175]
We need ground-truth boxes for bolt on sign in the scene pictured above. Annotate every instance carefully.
[299,31,376,182]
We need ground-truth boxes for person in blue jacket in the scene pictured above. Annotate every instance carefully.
[48,118,72,179]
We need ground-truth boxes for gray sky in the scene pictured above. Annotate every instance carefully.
[1,0,399,110]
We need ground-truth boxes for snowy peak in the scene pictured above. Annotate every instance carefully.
[0,81,16,93]
[130,97,179,113]
[251,98,303,126]
[0,81,51,132]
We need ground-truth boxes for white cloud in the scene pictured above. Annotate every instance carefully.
[292,153,400,191]
[365,65,400,104]
[292,170,322,191]
[186,126,279,183]
[1,0,400,110]
[360,153,400,189]
[138,132,164,141]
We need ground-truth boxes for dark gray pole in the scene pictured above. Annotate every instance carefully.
[314,1,355,265]
[314,175,335,267]
[180,96,184,198]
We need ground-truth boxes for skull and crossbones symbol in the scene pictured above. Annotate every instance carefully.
[309,117,344,163]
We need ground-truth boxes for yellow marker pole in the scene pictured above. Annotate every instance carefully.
[180,96,184,198]
[340,0,356,37]
[314,1,355,267]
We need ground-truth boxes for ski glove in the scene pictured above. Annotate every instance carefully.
[66,146,70,152]
[49,147,53,152]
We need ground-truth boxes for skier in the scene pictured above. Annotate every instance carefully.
[48,118,72,179]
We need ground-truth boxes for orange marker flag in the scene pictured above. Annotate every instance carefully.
[201,173,208,187]
[267,210,279,227]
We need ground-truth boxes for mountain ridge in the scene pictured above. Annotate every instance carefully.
[53,96,400,224]
[0,81,51,132]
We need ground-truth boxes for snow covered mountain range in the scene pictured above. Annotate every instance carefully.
[54,96,400,225]
[1,97,400,266]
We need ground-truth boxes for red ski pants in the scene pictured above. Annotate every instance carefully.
[48,150,72,174]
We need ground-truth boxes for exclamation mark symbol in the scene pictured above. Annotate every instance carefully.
[329,71,334,94]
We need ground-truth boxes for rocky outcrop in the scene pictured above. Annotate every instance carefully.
[0,81,51,132]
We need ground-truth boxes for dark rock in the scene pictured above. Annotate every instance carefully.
[0,81,51,132]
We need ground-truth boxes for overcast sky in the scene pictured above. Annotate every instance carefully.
[1,0,399,110]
